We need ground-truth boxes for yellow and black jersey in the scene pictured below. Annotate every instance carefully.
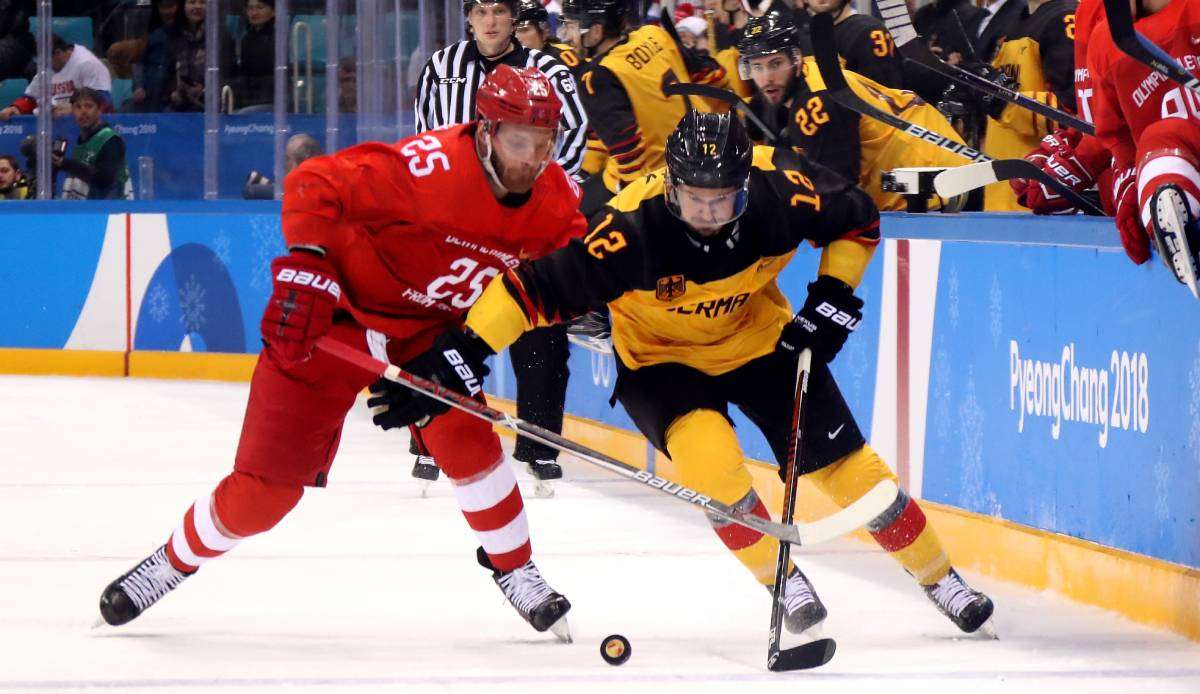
[834,13,904,90]
[983,0,1078,210]
[579,25,732,194]
[542,42,609,177]
[542,42,587,77]
[745,58,966,211]
[465,146,880,376]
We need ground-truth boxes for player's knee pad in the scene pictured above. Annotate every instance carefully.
[806,444,898,509]
[418,407,502,479]
[664,409,753,505]
[212,471,304,537]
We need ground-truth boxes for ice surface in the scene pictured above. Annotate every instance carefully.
[1,375,1197,693]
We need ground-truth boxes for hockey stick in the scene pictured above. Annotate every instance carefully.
[768,348,837,672]
[809,14,1104,214]
[873,0,1095,134]
[315,336,897,547]
[933,160,1105,214]
[663,81,780,142]
[1103,0,1200,98]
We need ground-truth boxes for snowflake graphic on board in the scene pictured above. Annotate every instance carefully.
[250,216,284,292]
[931,346,952,441]
[946,264,960,330]
[958,367,999,516]
[211,232,233,268]
[1189,338,1200,481]
[178,275,207,333]
[146,283,170,323]
[988,273,1003,347]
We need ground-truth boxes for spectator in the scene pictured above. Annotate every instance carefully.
[676,16,710,55]
[131,0,181,112]
[167,0,233,112]
[242,133,324,199]
[0,0,34,81]
[102,0,155,79]
[0,153,29,199]
[232,0,277,109]
[55,88,133,200]
[0,35,113,121]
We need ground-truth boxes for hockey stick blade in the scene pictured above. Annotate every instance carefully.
[769,637,837,672]
[875,0,1094,134]
[315,337,888,546]
[934,160,1105,214]
[808,13,990,164]
[663,81,779,142]
[1104,0,1200,98]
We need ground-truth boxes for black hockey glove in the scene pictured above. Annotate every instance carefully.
[777,275,864,364]
[367,327,493,430]
[940,63,1018,121]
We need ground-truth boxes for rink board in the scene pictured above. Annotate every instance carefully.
[1,203,1197,640]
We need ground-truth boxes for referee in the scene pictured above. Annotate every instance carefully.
[409,0,583,497]
[415,0,588,175]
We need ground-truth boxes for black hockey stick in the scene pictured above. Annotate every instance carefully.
[873,0,1095,134]
[663,81,780,142]
[316,336,897,548]
[1103,0,1200,98]
[810,14,1104,214]
[768,347,838,672]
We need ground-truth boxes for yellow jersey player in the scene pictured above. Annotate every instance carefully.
[558,0,732,216]
[395,112,997,638]
[738,11,966,210]
[803,0,904,89]
[945,0,1078,210]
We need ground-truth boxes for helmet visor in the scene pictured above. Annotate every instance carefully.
[737,48,799,81]
[666,176,750,230]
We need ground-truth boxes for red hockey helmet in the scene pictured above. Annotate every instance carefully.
[475,64,563,131]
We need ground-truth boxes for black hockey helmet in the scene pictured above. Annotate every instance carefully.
[516,0,550,26]
[560,0,628,34]
[664,111,754,224]
[463,0,519,16]
[736,10,801,76]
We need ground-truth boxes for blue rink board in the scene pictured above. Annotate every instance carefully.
[1,205,1195,569]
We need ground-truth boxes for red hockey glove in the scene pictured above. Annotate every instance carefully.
[1112,166,1150,264]
[1011,130,1095,215]
[260,248,341,366]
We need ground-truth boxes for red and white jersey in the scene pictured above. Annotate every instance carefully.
[1089,0,1200,169]
[282,123,587,362]
[16,44,112,113]
[1073,0,1106,125]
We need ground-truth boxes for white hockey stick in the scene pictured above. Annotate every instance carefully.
[317,335,897,546]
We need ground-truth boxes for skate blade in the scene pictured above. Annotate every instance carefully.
[548,615,572,643]
[91,616,107,630]
[972,617,999,640]
[417,480,432,498]
[532,480,555,499]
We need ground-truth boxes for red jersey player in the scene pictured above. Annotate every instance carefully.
[1090,0,1200,297]
[97,65,586,639]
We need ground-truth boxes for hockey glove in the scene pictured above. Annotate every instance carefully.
[260,248,341,366]
[1012,130,1096,215]
[368,327,494,430]
[777,275,864,364]
[1112,166,1150,264]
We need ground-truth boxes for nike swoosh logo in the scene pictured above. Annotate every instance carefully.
[827,424,845,440]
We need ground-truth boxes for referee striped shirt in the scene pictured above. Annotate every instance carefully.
[414,39,589,176]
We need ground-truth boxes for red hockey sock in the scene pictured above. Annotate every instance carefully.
[165,471,303,573]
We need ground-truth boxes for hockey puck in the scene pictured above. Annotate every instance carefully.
[600,634,631,666]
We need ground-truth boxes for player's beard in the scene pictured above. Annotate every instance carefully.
[492,152,542,194]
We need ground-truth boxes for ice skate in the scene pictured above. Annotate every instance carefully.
[477,546,572,642]
[774,565,828,638]
[1150,183,1200,299]
[924,568,996,637]
[97,545,191,627]
[525,458,562,498]
[411,454,440,497]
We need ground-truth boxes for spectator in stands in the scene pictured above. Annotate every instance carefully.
[0,153,30,199]
[54,88,133,200]
[242,132,324,199]
[232,0,277,109]
[0,0,34,81]
[102,0,155,79]
[675,15,710,55]
[0,35,112,120]
[131,0,180,112]
[167,0,233,112]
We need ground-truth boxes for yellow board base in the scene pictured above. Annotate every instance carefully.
[3,348,1197,641]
